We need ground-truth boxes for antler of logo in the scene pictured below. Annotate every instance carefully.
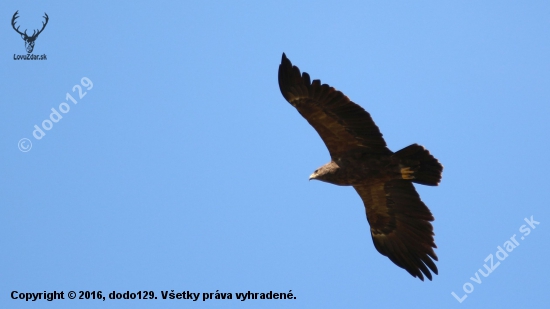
[11,10,49,54]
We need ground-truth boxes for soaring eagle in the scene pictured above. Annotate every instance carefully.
[278,53,443,281]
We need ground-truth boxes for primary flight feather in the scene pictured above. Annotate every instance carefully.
[278,53,443,281]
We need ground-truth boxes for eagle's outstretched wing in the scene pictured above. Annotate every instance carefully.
[278,53,391,158]
[354,180,438,281]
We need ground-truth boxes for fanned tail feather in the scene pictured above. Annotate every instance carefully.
[394,144,443,186]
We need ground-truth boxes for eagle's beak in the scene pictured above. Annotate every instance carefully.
[309,173,316,181]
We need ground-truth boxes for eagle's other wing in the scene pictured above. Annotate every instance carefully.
[354,180,438,281]
[278,53,391,158]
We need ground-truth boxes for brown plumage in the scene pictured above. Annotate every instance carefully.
[278,53,443,281]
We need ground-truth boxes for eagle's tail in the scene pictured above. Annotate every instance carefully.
[393,144,443,186]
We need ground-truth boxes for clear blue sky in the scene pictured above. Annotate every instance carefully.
[1,1,549,308]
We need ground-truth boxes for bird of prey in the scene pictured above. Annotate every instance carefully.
[278,53,443,281]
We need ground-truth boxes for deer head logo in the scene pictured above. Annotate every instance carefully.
[11,11,49,54]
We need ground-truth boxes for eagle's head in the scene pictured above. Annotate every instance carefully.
[309,161,341,184]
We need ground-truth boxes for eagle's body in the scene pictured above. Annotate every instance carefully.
[310,154,389,185]
[278,53,443,281]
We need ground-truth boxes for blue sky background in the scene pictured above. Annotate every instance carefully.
[1,1,549,308]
